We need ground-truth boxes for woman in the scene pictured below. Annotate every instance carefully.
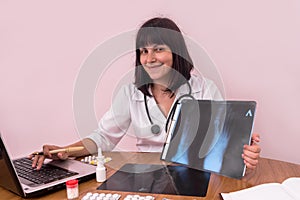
[31,17,261,170]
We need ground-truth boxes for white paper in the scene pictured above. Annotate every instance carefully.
[221,177,300,200]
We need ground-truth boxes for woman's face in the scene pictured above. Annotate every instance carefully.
[139,44,173,83]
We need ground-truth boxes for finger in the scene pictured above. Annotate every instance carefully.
[242,152,259,168]
[36,156,46,170]
[243,151,259,161]
[244,159,257,170]
[251,133,260,144]
[42,145,52,158]
[31,155,39,168]
[242,151,259,164]
[57,152,68,160]
[244,144,261,154]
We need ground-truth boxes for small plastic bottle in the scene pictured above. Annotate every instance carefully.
[66,179,79,199]
[96,147,106,182]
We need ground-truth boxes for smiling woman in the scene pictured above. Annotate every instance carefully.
[30,17,261,172]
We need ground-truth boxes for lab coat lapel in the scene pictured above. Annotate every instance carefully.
[147,97,166,121]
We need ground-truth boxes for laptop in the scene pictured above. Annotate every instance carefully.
[161,100,256,179]
[0,134,96,198]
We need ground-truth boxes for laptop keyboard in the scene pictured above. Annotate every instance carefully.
[13,157,78,184]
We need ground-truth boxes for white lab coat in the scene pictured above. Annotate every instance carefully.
[85,74,223,152]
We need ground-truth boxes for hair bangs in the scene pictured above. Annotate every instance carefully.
[136,27,169,49]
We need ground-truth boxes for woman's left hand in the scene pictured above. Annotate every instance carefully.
[242,133,261,170]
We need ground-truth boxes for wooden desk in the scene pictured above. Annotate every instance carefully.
[1,152,300,200]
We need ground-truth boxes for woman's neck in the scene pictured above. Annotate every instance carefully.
[151,72,172,93]
[151,84,170,96]
[152,83,167,91]
[151,84,175,117]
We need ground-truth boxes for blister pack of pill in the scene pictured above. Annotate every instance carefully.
[80,155,112,166]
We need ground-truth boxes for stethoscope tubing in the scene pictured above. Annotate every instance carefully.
[143,81,195,134]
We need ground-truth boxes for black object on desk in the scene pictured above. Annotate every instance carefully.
[97,163,211,197]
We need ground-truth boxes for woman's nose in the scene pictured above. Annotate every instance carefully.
[146,51,156,63]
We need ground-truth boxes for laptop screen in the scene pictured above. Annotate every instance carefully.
[0,135,25,197]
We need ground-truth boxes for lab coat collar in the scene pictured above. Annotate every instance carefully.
[175,74,204,98]
[131,84,156,101]
[131,74,204,101]
[131,75,205,123]
[131,86,144,101]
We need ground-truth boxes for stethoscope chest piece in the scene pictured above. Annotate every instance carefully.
[151,124,161,135]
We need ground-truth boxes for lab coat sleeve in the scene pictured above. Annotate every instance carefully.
[85,85,132,151]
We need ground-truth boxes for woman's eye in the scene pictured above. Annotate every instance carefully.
[140,49,148,54]
[154,47,164,52]
[155,45,171,52]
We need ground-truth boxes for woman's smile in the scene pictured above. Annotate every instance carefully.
[145,62,164,70]
[139,44,173,82]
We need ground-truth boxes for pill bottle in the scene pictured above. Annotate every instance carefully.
[66,179,79,199]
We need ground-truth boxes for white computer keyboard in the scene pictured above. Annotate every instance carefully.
[81,192,155,200]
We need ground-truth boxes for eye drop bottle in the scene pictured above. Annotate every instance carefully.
[96,148,106,182]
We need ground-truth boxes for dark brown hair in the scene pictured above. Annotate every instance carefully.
[134,17,194,96]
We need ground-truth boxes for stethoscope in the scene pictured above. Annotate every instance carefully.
[144,81,195,135]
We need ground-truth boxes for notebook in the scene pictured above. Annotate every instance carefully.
[161,100,256,179]
[0,134,96,198]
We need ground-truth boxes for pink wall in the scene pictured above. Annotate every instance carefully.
[0,1,299,164]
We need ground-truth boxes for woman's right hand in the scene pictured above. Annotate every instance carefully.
[29,145,69,170]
